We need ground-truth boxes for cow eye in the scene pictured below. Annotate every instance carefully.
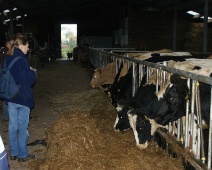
[120,116,122,119]
[169,97,173,101]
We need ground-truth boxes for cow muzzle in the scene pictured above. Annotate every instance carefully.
[136,142,148,149]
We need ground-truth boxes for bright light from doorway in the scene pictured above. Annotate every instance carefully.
[61,24,77,58]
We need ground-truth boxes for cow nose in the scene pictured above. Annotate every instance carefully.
[114,128,120,132]
[136,142,148,149]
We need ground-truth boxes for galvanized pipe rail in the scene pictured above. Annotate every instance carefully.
[89,48,212,169]
[90,48,212,85]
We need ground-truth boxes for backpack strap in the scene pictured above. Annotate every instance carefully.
[6,57,22,70]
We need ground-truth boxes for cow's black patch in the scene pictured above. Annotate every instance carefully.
[192,66,201,70]
[199,82,211,125]
[154,78,189,125]
[114,84,156,131]
[114,105,132,131]
[136,114,152,144]
[135,74,189,126]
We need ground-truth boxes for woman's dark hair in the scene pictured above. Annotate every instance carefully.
[5,38,14,46]
[11,37,28,55]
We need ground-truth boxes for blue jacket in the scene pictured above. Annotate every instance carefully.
[3,48,36,108]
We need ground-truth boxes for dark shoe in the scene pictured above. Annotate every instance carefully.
[10,155,18,160]
[18,154,35,162]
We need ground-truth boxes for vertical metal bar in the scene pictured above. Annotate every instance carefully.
[138,64,143,87]
[156,69,159,93]
[190,80,195,152]
[146,66,149,82]
[208,86,212,169]
[203,0,208,53]
[180,117,184,144]
[138,64,141,87]
[162,61,167,86]
[10,9,14,38]
[196,82,206,163]
[168,122,172,133]
[177,119,181,141]
[132,62,136,97]
[22,15,25,33]
[115,58,118,74]
[195,83,200,159]
[185,78,190,148]
[173,5,177,51]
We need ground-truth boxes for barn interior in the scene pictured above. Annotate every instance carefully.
[0,0,212,53]
[0,1,212,170]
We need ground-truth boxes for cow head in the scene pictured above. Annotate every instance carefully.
[153,74,189,125]
[113,83,157,132]
[128,110,152,149]
[114,100,132,131]
[90,68,102,88]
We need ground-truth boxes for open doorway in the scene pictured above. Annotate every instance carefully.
[61,24,77,59]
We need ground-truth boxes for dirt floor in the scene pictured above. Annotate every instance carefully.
[0,58,185,170]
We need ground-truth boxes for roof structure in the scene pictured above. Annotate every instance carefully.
[0,0,212,24]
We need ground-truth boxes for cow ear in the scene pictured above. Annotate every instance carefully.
[170,74,187,87]
[170,74,181,85]
[170,74,189,94]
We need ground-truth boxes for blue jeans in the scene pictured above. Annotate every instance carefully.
[3,101,9,119]
[8,102,30,158]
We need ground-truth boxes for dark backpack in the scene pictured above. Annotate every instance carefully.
[0,57,21,100]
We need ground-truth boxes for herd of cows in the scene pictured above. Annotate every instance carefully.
[90,50,212,150]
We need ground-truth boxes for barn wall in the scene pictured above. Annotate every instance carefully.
[0,24,8,47]
[184,22,212,52]
[77,13,119,37]
[78,36,112,48]
[126,11,212,52]
[127,11,191,51]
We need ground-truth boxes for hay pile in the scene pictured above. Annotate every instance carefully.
[184,23,203,52]
[29,90,184,170]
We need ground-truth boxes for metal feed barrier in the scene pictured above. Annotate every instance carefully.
[89,48,212,170]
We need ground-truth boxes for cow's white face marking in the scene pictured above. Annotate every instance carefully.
[128,112,137,131]
[116,104,124,112]
[149,119,165,135]
[128,113,140,145]
[156,83,172,100]
[114,115,119,131]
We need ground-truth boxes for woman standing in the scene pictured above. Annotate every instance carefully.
[3,37,36,162]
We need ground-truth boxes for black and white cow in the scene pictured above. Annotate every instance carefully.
[109,65,135,107]
[168,59,212,126]
[139,74,188,125]
[114,84,156,131]
[109,53,196,108]
[109,54,190,108]
[115,74,189,149]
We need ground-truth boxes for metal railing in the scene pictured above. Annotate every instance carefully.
[89,48,212,170]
